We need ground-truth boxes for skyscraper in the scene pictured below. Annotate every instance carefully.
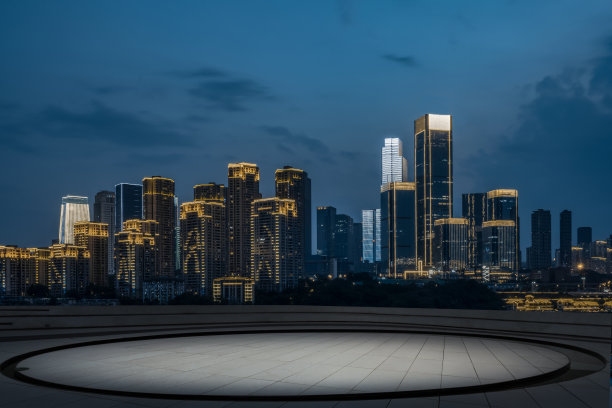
[115,219,159,298]
[194,183,226,202]
[227,163,260,277]
[381,182,416,277]
[559,210,572,267]
[59,195,90,245]
[275,166,311,270]
[577,227,592,249]
[143,176,176,278]
[433,218,468,272]
[316,206,336,257]
[486,189,520,271]
[48,243,90,297]
[93,191,115,276]
[528,209,551,270]
[74,222,109,287]
[462,193,486,269]
[251,198,299,292]
[115,183,143,232]
[415,114,453,268]
[382,137,407,185]
[180,200,226,296]
[0,246,34,296]
[334,213,355,273]
[482,220,516,273]
[174,196,180,273]
[362,209,381,263]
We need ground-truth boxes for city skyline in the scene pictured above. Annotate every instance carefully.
[2,1,612,256]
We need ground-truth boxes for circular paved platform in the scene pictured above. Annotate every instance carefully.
[13,331,570,399]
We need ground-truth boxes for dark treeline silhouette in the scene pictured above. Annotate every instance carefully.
[255,274,505,310]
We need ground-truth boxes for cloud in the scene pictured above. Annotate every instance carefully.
[259,125,331,157]
[382,54,418,68]
[170,67,229,79]
[0,102,194,152]
[191,79,274,112]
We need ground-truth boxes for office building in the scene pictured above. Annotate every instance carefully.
[115,220,158,298]
[275,166,311,262]
[362,209,381,263]
[482,220,516,272]
[180,200,226,296]
[29,247,51,287]
[559,210,572,268]
[93,191,115,276]
[381,182,416,277]
[462,193,486,269]
[213,277,254,304]
[316,206,336,257]
[0,246,34,296]
[227,163,260,277]
[382,137,407,185]
[74,222,109,287]
[486,189,520,271]
[58,195,90,245]
[251,198,299,292]
[114,183,143,232]
[433,218,468,272]
[577,227,592,259]
[143,176,176,278]
[415,114,453,267]
[333,213,355,274]
[528,209,551,270]
[174,196,180,273]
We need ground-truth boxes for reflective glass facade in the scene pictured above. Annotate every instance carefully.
[381,182,416,277]
[115,183,143,232]
[485,189,519,271]
[462,193,486,269]
[59,195,90,245]
[382,137,407,185]
[362,209,381,263]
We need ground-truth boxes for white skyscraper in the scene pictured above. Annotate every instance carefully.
[381,137,407,185]
[59,195,90,244]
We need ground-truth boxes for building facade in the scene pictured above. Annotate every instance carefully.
[48,244,90,297]
[73,222,109,287]
[316,206,336,257]
[194,183,226,202]
[114,220,158,298]
[528,209,551,270]
[180,200,226,297]
[93,191,115,277]
[559,210,572,268]
[382,137,408,185]
[362,209,381,264]
[59,195,90,245]
[486,189,520,271]
[462,193,486,269]
[415,114,453,268]
[114,183,143,232]
[433,218,468,272]
[227,163,260,277]
[482,220,516,273]
[143,176,176,278]
[381,182,416,277]
[251,198,299,292]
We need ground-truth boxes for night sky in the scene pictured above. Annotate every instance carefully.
[1,0,612,257]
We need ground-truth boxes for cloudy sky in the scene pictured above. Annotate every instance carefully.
[1,0,612,257]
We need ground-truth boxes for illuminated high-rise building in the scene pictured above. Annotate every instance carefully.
[482,220,516,272]
[486,189,520,271]
[381,182,416,277]
[462,193,486,269]
[0,246,34,296]
[577,227,592,259]
[316,206,336,257]
[48,244,90,297]
[94,191,115,276]
[180,200,226,296]
[194,183,226,202]
[528,209,551,270]
[174,196,180,273]
[333,214,355,274]
[227,163,260,277]
[114,183,143,232]
[382,137,407,185]
[362,209,381,263]
[251,198,299,292]
[415,114,453,267]
[114,220,158,298]
[559,210,572,267]
[143,176,176,278]
[59,195,90,245]
[28,247,50,287]
[433,218,468,272]
[74,222,109,287]
[275,166,311,264]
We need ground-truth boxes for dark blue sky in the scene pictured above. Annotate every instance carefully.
[1,0,612,256]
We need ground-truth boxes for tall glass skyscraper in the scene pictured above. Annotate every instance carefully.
[94,190,115,276]
[462,193,486,269]
[485,189,519,271]
[143,176,176,278]
[316,206,336,257]
[528,209,551,270]
[361,209,381,263]
[115,183,143,232]
[415,114,453,268]
[381,137,407,185]
[59,195,90,245]
[381,182,416,277]
[559,210,572,267]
